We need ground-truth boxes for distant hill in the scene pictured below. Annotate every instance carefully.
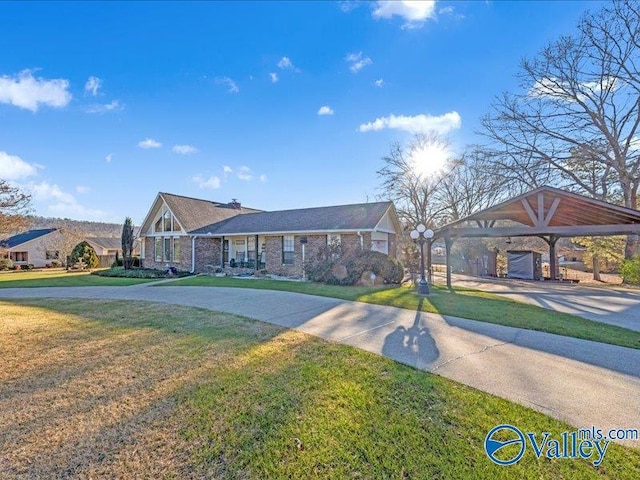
[27,216,123,237]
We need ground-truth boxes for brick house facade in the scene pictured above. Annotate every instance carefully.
[139,192,401,274]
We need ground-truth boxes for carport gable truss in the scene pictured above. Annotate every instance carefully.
[432,186,640,285]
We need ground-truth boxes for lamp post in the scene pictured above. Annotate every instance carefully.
[410,224,434,295]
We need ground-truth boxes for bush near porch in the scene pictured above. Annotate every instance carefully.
[305,245,403,286]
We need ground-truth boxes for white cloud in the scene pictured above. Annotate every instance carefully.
[191,174,221,189]
[86,99,124,114]
[84,76,101,96]
[529,76,618,103]
[223,165,233,181]
[237,166,253,181]
[439,6,454,15]
[172,144,198,155]
[259,174,267,183]
[138,138,162,149]
[358,111,461,134]
[372,1,436,28]
[339,1,359,13]
[0,151,38,180]
[30,181,111,220]
[318,105,334,116]
[31,181,76,204]
[105,153,113,163]
[215,76,239,94]
[277,56,299,71]
[0,70,72,112]
[345,52,372,73]
[374,78,384,88]
[76,185,90,194]
[269,72,279,83]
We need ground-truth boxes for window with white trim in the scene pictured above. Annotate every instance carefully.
[155,238,162,262]
[173,237,181,263]
[327,234,341,246]
[154,207,177,233]
[234,239,246,262]
[163,210,172,232]
[10,252,28,263]
[282,235,295,265]
[163,238,172,262]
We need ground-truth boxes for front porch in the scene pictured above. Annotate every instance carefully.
[222,235,266,270]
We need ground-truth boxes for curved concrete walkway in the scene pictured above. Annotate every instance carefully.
[1,285,639,446]
[447,274,640,332]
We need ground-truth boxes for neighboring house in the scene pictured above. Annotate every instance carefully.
[85,237,122,256]
[139,192,401,274]
[0,228,62,268]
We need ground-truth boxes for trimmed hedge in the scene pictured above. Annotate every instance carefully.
[94,267,192,279]
[71,241,100,269]
[111,256,141,268]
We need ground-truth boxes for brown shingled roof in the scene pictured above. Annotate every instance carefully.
[159,193,261,233]
[191,201,395,235]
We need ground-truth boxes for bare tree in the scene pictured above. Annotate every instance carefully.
[377,132,452,227]
[435,147,509,223]
[481,0,640,257]
[0,180,32,237]
[43,225,85,267]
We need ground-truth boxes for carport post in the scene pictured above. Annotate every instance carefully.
[445,235,454,289]
[548,235,559,281]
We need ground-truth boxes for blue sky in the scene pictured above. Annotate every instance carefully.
[0,0,603,225]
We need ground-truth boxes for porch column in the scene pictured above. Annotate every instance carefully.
[255,235,259,271]
[221,236,225,267]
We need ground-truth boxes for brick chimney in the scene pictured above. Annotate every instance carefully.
[230,199,241,209]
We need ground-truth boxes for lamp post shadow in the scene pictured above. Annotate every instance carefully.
[381,299,439,368]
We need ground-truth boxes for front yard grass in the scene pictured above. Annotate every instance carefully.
[1,299,637,478]
[169,276,640,350]
[0,269,155,287]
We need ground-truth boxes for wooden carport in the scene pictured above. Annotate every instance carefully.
[432,186,640,288]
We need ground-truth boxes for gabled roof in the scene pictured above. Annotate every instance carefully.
[140,192,261,234]
[435,186,640,238]
[191,201,395,235]
[86,237,121,250]
[0,228,57,248]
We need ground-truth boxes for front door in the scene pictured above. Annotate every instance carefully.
[223,239,229,265]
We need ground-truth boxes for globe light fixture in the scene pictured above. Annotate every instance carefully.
[410,224,434,295]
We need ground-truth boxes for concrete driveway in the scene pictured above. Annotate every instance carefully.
[447,275,640,332]
[1,284,639,447]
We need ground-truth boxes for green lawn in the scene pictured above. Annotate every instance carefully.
[0,269,155,287]
[2,298,637,478]
[169,276,640,350]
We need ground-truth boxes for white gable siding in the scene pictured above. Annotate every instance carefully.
[374,209,396,233]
